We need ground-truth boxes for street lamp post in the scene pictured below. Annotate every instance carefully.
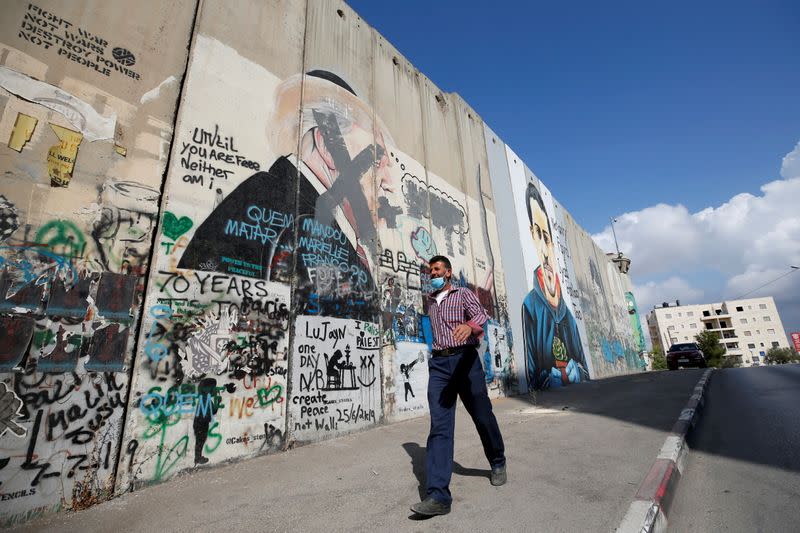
[610,217,620,256]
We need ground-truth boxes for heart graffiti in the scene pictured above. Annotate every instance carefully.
[162,212,193,241]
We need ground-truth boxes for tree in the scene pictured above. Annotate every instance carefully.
[650,346,667,370]
[765,346,799,365]
[695,330,726,368]
[719,355,741,368]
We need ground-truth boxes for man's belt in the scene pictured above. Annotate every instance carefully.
[431,345,475,358]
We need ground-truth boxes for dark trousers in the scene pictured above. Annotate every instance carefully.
[426,346,505,504]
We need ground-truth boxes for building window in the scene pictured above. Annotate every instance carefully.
[756,330,761,334]
[759,303,767,310]
[747,343,755,349]
[665,313,672,319]
[720,320,728,328]
[763,316,771,322]
[687,311,694,317]
[703,310,711,317]
[744,331,751,336]
[768,328,775,334]
[772,341,779,348]
[760,343,764,347]
[740,318,747,324]
[668,325,675,331]
[678,312,682,317]
[705,323,713,330]
[690,323,697,329]
[684,336,689,340]
[736,306,744,312]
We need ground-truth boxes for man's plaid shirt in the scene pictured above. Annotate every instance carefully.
[427,286,489,350]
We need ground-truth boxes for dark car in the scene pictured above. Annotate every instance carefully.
[667,342,707,370]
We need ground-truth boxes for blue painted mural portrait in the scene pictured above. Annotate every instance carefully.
[522,182,588,389]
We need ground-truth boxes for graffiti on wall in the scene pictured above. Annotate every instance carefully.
[289,317,379,440]
[122,266,290,488]
[0,371,126,527]
[480,323,514,397]
[391,341,428,415]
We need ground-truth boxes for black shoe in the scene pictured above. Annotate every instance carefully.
[195,456,209,465]
[411,497,451,516]
[490,465,507,486]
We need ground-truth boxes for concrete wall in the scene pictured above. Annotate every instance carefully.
[485,131,646,389]
[0,0,196,525]
[0,0,644,524]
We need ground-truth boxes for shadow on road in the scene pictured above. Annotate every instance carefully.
[402,441,491,501]
[522,364,800,475]
[521,368,704,432]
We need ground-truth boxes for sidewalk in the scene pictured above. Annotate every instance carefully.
[10,369,704,533]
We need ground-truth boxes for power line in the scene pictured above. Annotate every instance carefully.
[733,266,800,300]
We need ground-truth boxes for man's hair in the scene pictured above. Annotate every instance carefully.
[526,182,552,235]
[429,255,451,270]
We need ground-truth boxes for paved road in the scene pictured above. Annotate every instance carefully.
[10,370,703,533]
[670,364,800,532]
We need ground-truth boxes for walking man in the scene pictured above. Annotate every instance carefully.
[411,255,506,516]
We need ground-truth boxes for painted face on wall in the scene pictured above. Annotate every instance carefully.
[309,110,393,239]
[344,125,392,219]
[529,199,557,299]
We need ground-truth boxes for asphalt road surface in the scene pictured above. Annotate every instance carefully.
[669,364,800,532]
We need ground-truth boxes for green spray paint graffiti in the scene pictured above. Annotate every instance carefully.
[162,212,193,241]
[142,410,188,481]
[625,291,646,354]
[35,219,86,258]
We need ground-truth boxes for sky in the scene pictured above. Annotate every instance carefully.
[348,0,800,342]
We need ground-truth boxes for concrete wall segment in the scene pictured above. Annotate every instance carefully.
[118,0,304,492]
[372,37,425,163]
[0,0,197,526]
[483,125,529,393]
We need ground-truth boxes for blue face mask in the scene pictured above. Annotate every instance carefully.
[430,276,446,290]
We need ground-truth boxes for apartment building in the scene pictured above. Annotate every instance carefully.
[646,296,790,367]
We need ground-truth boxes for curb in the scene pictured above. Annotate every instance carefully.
[617,369,714,533]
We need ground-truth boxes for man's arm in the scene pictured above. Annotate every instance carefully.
[452,288,489,344]
[462,288,489,335]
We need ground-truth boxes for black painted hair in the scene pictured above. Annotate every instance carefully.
[429,255,452,270]
[306,70,356,96]
[525,182,551,235]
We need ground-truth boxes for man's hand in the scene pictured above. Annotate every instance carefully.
[549,367,563,388]
[566,359,581,383]
[453,324,473,344]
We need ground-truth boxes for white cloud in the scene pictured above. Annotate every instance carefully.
[633,276,705,312]
[593,140,800,339]
[782,140,800,180]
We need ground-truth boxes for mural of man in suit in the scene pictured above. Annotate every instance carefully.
[522,182,588,389]
[178,71,394,321]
